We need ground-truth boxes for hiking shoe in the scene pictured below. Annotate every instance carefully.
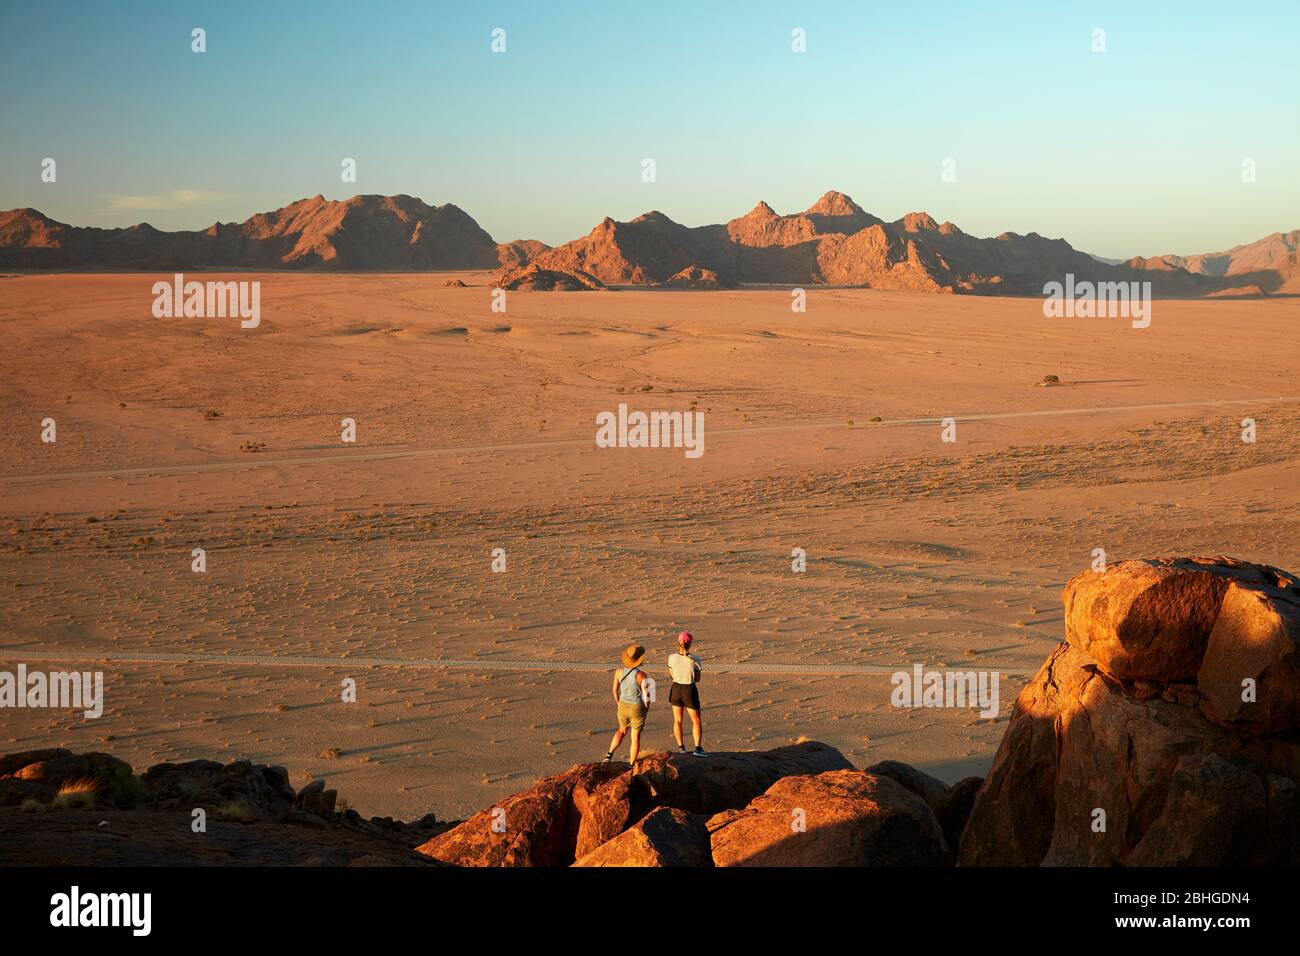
[692,747,707,757]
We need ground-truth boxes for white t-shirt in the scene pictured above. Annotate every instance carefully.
[668,653,699,685]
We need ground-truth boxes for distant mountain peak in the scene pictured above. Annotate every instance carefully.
[898,211,939,232]
[805,190,864,217]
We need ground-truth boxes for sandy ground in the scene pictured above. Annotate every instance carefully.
[1,272,1297,818]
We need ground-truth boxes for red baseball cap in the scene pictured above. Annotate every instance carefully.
[678,631,693,647]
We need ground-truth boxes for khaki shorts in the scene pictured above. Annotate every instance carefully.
[617,701,648,730]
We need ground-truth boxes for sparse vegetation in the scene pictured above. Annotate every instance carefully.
[100,765,149,809]
[203,409,222,420]
[240,440,267,453]
[216,800,257,822]
[52,778,99,810]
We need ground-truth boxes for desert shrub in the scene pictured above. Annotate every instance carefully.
[216,801,256,822]
[52,778,99,810]
[100,766,149,809]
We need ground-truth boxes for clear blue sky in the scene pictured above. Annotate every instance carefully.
[1,0,1296,258]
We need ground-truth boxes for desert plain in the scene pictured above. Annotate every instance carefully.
[1,272,1297,819]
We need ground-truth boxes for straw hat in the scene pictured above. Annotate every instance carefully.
[621,643,646,668]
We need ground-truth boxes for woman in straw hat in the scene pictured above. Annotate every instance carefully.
[603,643,651,765]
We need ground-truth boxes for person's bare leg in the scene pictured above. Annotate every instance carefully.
[672,705,684,749]
[607,726,626,755]
[688,709,702,749]
[628,725,642,765]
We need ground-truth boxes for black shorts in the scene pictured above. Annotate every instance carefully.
[669,682,700,710]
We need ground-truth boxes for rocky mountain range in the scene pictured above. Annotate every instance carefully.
[0,194,507,272]
[2,192,1296,295]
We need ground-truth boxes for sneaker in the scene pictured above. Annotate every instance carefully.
[602,752,613,763]
[677,745,687,754]
[692,747,707,757]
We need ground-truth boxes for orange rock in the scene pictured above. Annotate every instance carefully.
[960,642,1300,866]
[491,262,606,291]
[708,770,950,867]
[632,741,853,816]
[572,807,711,867]
[415,762,627,867]
[864,759,950,812]
[572,771,638,861]
[418,742,851,866]
[1062,557,1234,681]
[1198,576,1300,732]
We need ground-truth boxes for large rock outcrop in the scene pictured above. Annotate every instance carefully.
[961,556,1300,866]
[1062,556,1300,732]
[708,770,950,866]
[631,741,854,816]
[865,760,951,812]
[0,749,137,808]
[423,742,853,866]
[416,762,628,866]
[572,807,712,867]
[0,810,442,866]
[0,749,449,865]
[491,261,606,291]
[655,265,735,289]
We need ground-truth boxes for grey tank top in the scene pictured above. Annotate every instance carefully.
[617,667,643,704]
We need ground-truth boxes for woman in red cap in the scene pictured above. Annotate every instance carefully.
[667,631,706,756]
